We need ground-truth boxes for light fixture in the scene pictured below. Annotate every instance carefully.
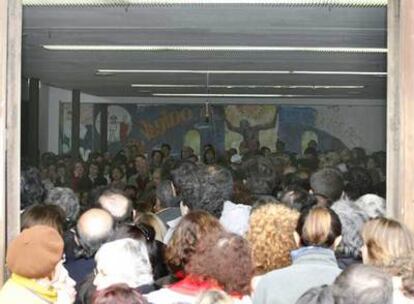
[24,0,388,7]
[152,93,315,97]
[98,69,386,76]
[43,45,387,54]
[130,84,365,89]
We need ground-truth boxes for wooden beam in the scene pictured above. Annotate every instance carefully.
[71,89,80,161]
[100,104,108,153]
[387,0,414,231]
[28,78,39,166]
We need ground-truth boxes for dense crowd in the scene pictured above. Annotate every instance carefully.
[1,140,411,304]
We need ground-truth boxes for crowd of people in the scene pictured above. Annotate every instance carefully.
[1,139,411,304]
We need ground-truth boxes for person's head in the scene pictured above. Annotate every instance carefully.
[98,189,133,223]
[134,212,167,242]
[295,207,342,249]
[124,185,138,202]
[76,208,114,258]
[161,143,171,158]
[296,285,334,304]
[240,119,250,129]
[155,180,180,210]
[247,203,299,274]
[181,146,194,160]
[203,148,216,165]
[197,165,233,217]
[93,238,153,290]
[354,194,386,219]
[21,166,46,209]
[361,217,414,266]
[331,264,393,304]
[279,185,317,213]
[260,146,271,157]
[111,166,124,182]
[21,204,65,236]
[242,155,276,195]
[171,161,202,210]
[135,155,149,175]
[92,283,148,304]
[73,161,85,178]
[6,225,64,279]
[344,167,373,201]
[187,231,253,296]
[46,187,80,227]
[89,162,100,177]
[165,211,224,273]
[310,168,344,204]
[151,168,162,187]
[151,150,163,166]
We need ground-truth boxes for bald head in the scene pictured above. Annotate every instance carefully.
[97,190,132,223]
[76,208,114,258]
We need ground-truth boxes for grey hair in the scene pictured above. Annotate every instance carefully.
[354,194,386,219]
[46,187,80,224]
[296,286,334,304]
[331,264,393,304]
[94,238,153,290]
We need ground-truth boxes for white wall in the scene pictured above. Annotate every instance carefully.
[39,84,386,154]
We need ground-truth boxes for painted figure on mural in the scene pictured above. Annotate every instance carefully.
[225,114,277,152]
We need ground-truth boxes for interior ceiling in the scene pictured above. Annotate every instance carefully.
[22,4,387,99]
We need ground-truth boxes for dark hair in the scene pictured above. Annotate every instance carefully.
[242,155,276,195]
[187,232,254,295]
[92,284,148,304]
[171,161,202,209]
[161,143,171,151]
[21,204,65,236]
[344,167,373,201]
[279,185,317,213]
[155,180,180,209]
[203,148,216,164]
[110,223,169,280]
[296,207,342,248]
[21,167,46,209]
[310,168,344,203]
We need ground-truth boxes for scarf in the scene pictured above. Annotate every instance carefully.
[11,273,58,303]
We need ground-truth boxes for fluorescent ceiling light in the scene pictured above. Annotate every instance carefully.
[98,69,386,76]
[153,93,325,97]
[131,84,364,89]
[43,45,387,54]
[23,0,388,7]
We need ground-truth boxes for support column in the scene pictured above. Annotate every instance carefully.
[100,104,108,153]
[387,0,414,231]
[0,0,22,284]
[28,78,39,166]
[71,89,80,161]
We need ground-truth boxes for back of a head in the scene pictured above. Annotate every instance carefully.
[247,203,299,274]
[344,167,373,201]
[332,264,392,304]
[296,207,342,248]
[196,290,234,304]
[280,185,317,213]
[197,165,234,217]
[77,208,114,258]
[188,231,253,296]
[355,194,386,219]
[362,217,414,266]
[310,168,344,203]
[21,166,46,209]
[94,239,153,290]
[98,189,132,223]
[155,180,180,209]
[134,213,167,242]
[165,210,223,272]
[21,204,65,236]
[92,283,148,304]
[46,187,80,226]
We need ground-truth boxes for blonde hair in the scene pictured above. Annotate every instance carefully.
[135,212,167,242]
[296,207,342,248]
[362,217,414,266]
[247,203,299,275]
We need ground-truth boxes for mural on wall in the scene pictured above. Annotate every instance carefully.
[59,103,351,157]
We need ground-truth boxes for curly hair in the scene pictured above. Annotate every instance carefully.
[165,211,223,273]
[247,203,299,274]
[186,232,254,295]
[46,187,80,226]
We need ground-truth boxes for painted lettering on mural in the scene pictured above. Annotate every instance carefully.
[138,108,194,141]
